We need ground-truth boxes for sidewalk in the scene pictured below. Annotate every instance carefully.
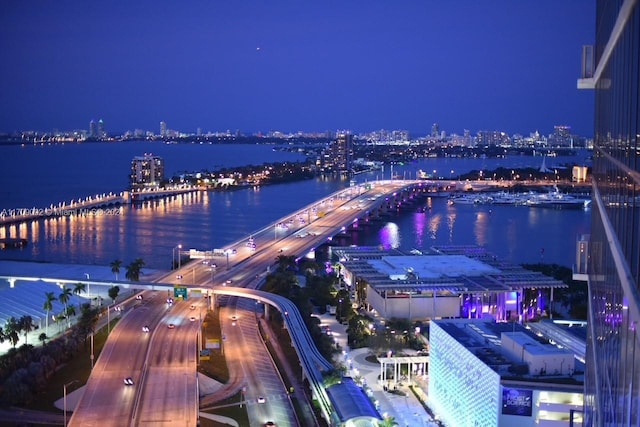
[315,312,439,427]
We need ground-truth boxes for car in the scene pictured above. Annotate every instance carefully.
[190,304,196,310]
[135,294,143,300]
[167,323,175,329]
[230,315,238,321]
[264,422,276,427]
[257,396,266,404]
[166,298,174,305]
[189,316,196,322]
[142,325,150,333]
[225,279,233,285]
[124,377,134,386]
[176,274,183,279]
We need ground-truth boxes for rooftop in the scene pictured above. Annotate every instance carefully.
[333,245,567,293]
[434,317,584,386]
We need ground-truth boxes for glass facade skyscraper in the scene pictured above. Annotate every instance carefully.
[582,1,640,425]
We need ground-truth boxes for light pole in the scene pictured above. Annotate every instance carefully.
[84,273,91,304]
[64,380,79,427]
[90,332,94,369]
[210,264,217,283]
[172,244,182,270]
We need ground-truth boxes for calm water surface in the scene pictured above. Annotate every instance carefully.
[0,142,592,269]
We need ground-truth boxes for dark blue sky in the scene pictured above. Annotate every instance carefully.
[0,1,595,137]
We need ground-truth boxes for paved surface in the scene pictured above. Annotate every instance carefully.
[315,312,440,427]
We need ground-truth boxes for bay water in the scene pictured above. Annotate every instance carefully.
[0,142,591,270]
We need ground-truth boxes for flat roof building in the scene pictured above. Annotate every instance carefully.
[332,245,567,322]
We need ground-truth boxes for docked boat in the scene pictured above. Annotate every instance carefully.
[448,188,591,210]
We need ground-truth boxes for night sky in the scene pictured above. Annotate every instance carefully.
[0,1,595,137]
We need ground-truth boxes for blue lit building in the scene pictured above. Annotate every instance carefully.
[578,1,640,425]
[429,318,583,426]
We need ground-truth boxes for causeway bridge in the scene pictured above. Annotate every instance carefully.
[0,185,199,226]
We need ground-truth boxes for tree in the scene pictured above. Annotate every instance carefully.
[18,315,35,344]
[125,258,145,281]
[377,415,399,427]
[73,282,86,309]
[58,286,73,328]
[110,259,122,281]
[5,317,20,348]
[65,305,77,319]
[38,332,48,345]
[43,292,57,336]
[108,285,120,303]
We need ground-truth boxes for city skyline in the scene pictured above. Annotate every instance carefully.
[0,1,595,136]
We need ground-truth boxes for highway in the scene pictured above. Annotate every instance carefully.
[29,180,427,427]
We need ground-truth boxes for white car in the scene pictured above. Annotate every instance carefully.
[142,325,150,333]
[257,396,266,404]
[135,294,143,300]
[124,377,134,386]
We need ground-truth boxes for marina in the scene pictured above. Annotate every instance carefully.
[448,187,591,210]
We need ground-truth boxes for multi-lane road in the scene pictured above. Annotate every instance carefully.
[67,180,423,427]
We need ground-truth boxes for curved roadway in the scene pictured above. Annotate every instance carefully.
[37,180,426,427]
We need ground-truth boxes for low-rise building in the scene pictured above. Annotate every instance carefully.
[332,245,567,322]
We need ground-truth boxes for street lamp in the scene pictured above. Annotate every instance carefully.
[210,264,217,283]
[172,244,182,269]
[84,273,91,304]
[64,380,79,426]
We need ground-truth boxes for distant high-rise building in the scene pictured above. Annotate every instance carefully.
[553,125,572,147]
[323,132,353,174]
[97,119,106,139]
[579,2,640,425]
[89,120,97,138]
[130,154,164,188]
[431,123,440,138]
[160,121,167,138]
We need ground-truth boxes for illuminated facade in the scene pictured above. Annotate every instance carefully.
[130,154,164,188]
[429,319,584,427]
[333,245,566,322]
[579,1,640,425]
[323,132,353,174]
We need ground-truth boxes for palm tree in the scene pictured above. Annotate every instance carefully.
[73,282,86,309]
[58,286,73,328]
[43,291,57,336]
[110,259,122,281]
[18,315,34,344]
[125,258,145,282]
[65,305,77,320]
[4,317,20,348]
[108,285,120,303]
[377,415,399,427]
[38,332,48,345]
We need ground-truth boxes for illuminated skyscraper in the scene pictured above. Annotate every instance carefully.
[130,154,164,188]
[89,119,97,138]
[579,2,640,425]
[160,121,167,138]
[323,131,353,175]
[97,119,106,139]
